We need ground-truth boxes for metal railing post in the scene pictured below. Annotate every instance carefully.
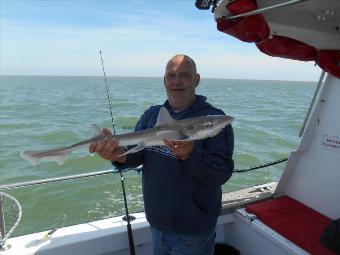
[0,195,6,239]
[299,71,326,137]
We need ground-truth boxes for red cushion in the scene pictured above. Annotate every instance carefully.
[246,196,335,255]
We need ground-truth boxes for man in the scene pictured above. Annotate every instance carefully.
[89,54,234,255]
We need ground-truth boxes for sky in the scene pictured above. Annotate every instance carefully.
[0,0,321,81]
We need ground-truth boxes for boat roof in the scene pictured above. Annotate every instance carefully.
[259,0,340,49]
[213,0,340,77]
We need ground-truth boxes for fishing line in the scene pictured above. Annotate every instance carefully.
[99,51,116,135]
[99,51,136,255]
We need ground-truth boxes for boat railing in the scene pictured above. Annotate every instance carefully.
[0,158,288,191]
[0,157,288,246]
[223,0,307,20]
[0,169,124,191]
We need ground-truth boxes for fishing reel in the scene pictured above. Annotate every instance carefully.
[195,0,219,12]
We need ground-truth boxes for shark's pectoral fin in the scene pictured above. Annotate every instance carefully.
[120,144,147,156]
[157,131,190,141]
[56,154,68,165]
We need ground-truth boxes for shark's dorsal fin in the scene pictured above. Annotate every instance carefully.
[155,107,176,126]
[92,124,102,137]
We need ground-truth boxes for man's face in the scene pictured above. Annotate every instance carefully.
[164,56,200,111]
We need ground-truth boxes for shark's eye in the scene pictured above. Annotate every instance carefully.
[207,121,214,126]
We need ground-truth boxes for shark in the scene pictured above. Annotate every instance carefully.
[21,107,234,166]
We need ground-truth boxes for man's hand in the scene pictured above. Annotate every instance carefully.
[164,140,195,160]
[89,128,127,164]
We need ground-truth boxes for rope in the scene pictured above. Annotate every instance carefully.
[0,192,22,249]
[234,158,288,173]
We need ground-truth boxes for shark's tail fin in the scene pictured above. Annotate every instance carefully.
[20,149,69,166]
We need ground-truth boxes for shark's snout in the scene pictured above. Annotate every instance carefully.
[214,115,234,129]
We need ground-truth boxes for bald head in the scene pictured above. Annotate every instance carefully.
[166,54,197,75]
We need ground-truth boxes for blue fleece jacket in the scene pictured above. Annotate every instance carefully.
[114,95,234,234]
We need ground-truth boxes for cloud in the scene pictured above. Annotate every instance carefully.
[196,53,320,81]
[0,1,318,81]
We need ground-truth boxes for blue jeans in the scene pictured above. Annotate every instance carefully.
[150,226,215,255]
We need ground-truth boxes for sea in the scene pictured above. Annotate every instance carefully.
[0,76,316,236]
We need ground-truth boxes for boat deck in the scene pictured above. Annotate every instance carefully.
[221,182,278,214]
[2,182,279,255]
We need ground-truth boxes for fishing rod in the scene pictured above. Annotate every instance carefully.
[99,50,136,255]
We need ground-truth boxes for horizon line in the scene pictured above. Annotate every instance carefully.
[0,74,317,83]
